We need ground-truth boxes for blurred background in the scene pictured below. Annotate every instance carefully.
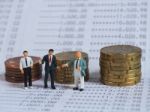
[0,0,150,79]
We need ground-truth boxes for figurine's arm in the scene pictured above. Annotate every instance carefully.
[19,59,24,74]
[62,63,69,68]
[30,57,33,68]
[81,60,87,70]
[54,55,57,68]
[39,56,46,64]
[62,60,74,68]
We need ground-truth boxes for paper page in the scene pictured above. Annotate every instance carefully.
[0,0,150,112]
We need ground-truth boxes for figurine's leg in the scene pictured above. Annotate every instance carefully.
[80,76,84,89]
[23,69,27,87]
[44,71,49,88]
[74,77,79,88]
[73,77,79,90]
[50,70,55,89]
[28,67,32,87]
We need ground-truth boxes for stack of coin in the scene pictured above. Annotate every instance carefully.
[55,51,89,84]
[100,45,142,86]
[5,56,42,83]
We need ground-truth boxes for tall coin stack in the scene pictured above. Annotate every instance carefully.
[5,56,42,83]
[100,45,142,86]
[55,51,89,84]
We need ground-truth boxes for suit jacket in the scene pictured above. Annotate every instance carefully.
[68,58,87,76]
[42,55,57,71]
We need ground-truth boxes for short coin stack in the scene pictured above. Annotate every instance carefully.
[100,45,142,86]
[55,51,89,84]
[5,56,42,83]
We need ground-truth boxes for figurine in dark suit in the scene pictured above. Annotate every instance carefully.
[40,49,57,89]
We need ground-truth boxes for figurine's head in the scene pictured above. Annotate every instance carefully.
[75,51,82,59]
[23,50,28,57]
[49,49,54,55]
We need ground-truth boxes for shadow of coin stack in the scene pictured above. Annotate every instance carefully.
[55,51,89,84]
[5,56,42,83]
[100,45,142,86]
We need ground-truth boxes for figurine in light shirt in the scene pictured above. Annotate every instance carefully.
[20,50,33,89]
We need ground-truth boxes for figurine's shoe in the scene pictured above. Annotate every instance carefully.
[24,87,28,90]
[73,87,78,90]
[44,85,48,89]
[51,86,56,89]
[29,86,33,89]
[79,89,84,91]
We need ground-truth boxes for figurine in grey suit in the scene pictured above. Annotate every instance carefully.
[62,51,87,91]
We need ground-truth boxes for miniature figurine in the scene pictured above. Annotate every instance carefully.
[20,50,33,89]
[62,51,87,91]
[40,49,57,89]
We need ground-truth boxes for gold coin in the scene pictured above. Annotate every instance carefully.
[100,55,141,63]
[100,67,141,75]
[100,59,141,66]
[101,72,141,79]
[101,77,140,86]
[101,64,141,71]
[101,76,140,83]
[101,45,141,56]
